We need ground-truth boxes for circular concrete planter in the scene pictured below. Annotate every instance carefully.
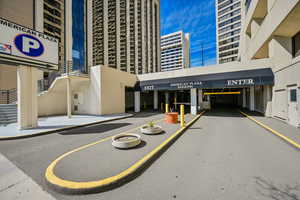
[112,133,141,149]
[140,125,163,135]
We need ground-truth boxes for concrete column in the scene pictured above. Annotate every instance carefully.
[154,90,158,110]
[147,0,151,73]
[86,0,93,71]
[165,92,169,104]
[134,91,141,112]
[17,66,38,129]
[34,0,44,32]
[152,0,156,72]
[116,0,121,70]
[265,85,273,117]
[126,0,131,73]
[198,89,203,111]
[65,0,73,72]
[134,0,139,74]
[141,0,146,73]
[191,88,197,115]
[103,0,108,66]
[156,2,161,72]
[67,76,72,118]
[250,86,255,111]
[174,92,178,111]
[243,88,247,108]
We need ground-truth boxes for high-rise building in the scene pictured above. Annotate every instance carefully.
[38,0,91,74]
[92,0,161,74]
[216,0,241,64]
[42,0,65,73]
[160,31,190,71]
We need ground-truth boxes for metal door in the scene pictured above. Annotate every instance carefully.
[288,86,298,126]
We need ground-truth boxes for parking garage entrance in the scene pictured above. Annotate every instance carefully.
[203,88,243,109]
[136,68,274,115]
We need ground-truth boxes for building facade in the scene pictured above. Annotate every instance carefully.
[0,0,36,92]
[160,31,190,72]
[42,0,65,73]
[216,0,242,64]
[239,0,300,127]
[92,0,161,74]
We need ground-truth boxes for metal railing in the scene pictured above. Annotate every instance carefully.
[0,88,17,104]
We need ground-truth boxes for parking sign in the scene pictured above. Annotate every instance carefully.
[0,17,58,70]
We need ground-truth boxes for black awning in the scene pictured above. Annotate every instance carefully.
[138,68,274,91]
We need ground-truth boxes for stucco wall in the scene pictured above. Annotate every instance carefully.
[0,0,34,29]
[272,58,300,121]
[38,77,68,117]
[0,65,17,90]
[38,91,67,117]
[100,66,138,115]
[74,67,101,115]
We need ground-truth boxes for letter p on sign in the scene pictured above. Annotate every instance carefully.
[14,34,44,57]
[22,37,40,53]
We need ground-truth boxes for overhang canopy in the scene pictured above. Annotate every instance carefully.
[138,68,274,91]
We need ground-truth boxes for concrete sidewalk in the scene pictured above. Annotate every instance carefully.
[45,114,198,193]
[0,114,132,139]
[0,154,56,200]
[241,110,300,146]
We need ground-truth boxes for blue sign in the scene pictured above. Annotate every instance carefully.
[14,34,44,57]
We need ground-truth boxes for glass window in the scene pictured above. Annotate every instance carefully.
[72,0,87,73]
[290,89,297,102]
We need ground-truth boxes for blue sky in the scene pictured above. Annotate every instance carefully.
[160,0,216,67]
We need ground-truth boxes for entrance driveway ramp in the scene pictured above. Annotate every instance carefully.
[45,112,205,194]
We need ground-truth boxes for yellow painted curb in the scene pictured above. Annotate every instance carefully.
[45,112,205,192]
[0,115,133,140]
[239,110,300,149]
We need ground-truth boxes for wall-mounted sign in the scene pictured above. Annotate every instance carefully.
[170,81,202,89]
[139,68,274,92]
[144,85,154,91]
[227,79,254,86]
[0,18,58,70]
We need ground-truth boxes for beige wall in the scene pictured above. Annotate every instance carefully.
[100,66,137,115]
[0,0,35,90]
[240,0,300,126]
[38,77,68,116]
[72,67,101,115]
[37,65,138,116]
[0,65,17,90]
[0,0,34,28]
[138,58,272,81]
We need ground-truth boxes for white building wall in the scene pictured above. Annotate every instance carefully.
[161,31,190,71]
[216,0,242,64]
[240,0,300,126]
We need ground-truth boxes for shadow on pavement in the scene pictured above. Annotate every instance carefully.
[204,107,245,118]
[254,176,300,200]
[115,140,147,151]
[240,109,265,117]
[129,112,162,118]
[59,123,132,135]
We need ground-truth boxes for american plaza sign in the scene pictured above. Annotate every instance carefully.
[142,79,255,91]
[138,68,274,92]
